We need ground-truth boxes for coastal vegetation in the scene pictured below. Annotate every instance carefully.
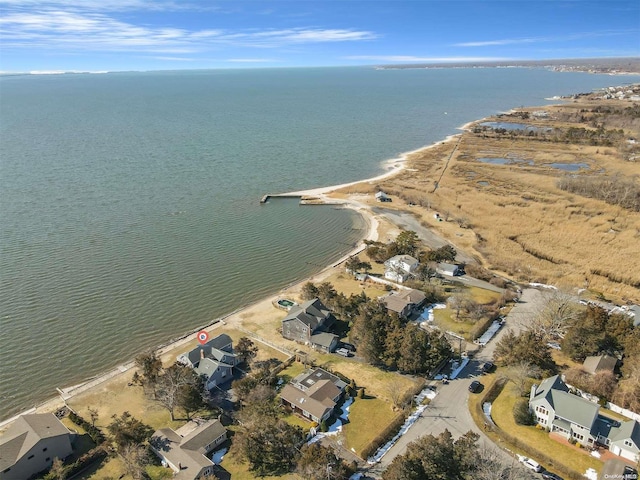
[361,85,640,303]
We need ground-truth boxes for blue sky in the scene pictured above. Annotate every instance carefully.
[1,0,638,72]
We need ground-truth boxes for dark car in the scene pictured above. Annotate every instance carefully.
[468,380,482,393]
[542,472,563,480]
[481,361,494,373]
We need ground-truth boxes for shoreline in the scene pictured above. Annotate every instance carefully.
[0,135,459,427]
[0,118,496,428]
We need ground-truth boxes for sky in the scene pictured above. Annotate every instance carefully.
[0,0,639,73]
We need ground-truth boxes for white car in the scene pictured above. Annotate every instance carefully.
[518,456,542,473]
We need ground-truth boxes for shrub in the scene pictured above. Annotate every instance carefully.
[513,399,535,425]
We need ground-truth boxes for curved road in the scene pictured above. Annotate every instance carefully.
[367,288,546,476]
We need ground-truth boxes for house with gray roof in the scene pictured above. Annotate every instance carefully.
[282,298,338,352]
[530,375,600,446]
[177,334,238,390]
[280,368,347,423]
[150,419,226,480]
[381,288,427,318]
[609,420,640,463]
[0,413,74,480]
[436,262,461,277]
[530,375,640,462]
[582,354,618,375]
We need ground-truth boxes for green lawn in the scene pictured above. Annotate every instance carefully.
[342,396,403,458]
[491,383,603,475]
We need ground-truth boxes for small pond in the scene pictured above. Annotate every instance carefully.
[548,162,590,171]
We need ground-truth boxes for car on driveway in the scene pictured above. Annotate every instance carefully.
[468,380,482,393]
[335,348,352,357]
[481,361,494,373]
[542,472,563,480]
[518,456,542,473]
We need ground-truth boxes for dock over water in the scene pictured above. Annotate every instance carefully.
[260,193,345,206]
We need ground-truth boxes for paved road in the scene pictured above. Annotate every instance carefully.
[372,208,476,264]
[369,288,546,475]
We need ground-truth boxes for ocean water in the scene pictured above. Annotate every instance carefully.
[0,67,625,420]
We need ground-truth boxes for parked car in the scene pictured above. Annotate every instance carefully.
[468,380,481,393]
[542,472,563,480]
[340,342,356,352]
[335,348,351,357]
[518,456,542,473]
[481,361,494,373]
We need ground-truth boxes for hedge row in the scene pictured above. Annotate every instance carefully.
[360,411,408,461]
[67,411,106,445]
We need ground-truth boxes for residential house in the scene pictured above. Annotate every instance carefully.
[150,419,227,480]
[629,305,640,327]
[381,289,427,319]
[436,262,461,277]
[609,420,640,463]
[177,334,237,368]
[375,191,391,202]
[530,375,640,462]
[281,298,339,352]
[280,368,347,423]
[0,413,74,480]
[384,255,419,284]
[582,354,618,375]
[177,334,238,390]
[530,375,599,446]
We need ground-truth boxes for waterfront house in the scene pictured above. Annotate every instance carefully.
[150,419,226,480]
[381,289,427,319]
[384,255,419,284]
[281,298,339,352]
[0,413,74,480]
[177,334,238,368]
[280,368,347,423]
[529,375,640,462]
[177,334,238,390]
[375,191,392,202]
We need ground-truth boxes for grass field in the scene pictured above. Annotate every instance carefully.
[342,396,403,458]
[491,382,603,475]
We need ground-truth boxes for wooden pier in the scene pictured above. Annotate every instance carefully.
[259,193,304,204]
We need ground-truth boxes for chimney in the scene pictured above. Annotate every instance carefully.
[200,348,205,360]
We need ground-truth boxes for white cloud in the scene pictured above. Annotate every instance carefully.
[455,30,636,48]
[0,9,376,52]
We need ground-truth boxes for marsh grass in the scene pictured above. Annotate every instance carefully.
[370,102,640,303]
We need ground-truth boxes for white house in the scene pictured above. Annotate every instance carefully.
[384,255,419,284]
[436,262,461,277]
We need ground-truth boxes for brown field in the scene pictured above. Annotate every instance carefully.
[337,96,640,304]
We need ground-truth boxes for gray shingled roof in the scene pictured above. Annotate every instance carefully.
[151,420,226,480]
[609,420,640,453]
[0,414,72,471]
[282,298,334,331]
[531,375,598,430]
[582,355,617,374]
[310,332,338,349]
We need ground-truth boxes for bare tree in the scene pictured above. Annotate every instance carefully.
[499,361,542,396]
[119,444,149,480]
[155,364,201,421]
[87,407,99,428]
[529,291,580,341]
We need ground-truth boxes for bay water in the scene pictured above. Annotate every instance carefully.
[0,67,626,420]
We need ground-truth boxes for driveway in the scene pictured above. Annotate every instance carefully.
[368,288,545,475]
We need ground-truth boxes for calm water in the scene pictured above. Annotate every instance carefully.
[0,67,625,420]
